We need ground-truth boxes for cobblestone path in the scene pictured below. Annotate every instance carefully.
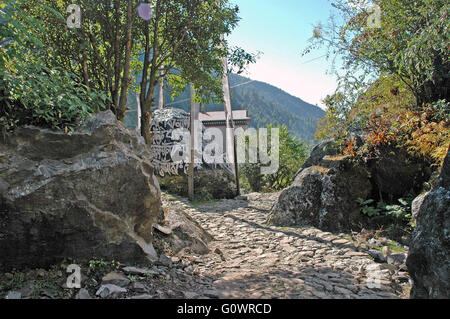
[162,192,407,299]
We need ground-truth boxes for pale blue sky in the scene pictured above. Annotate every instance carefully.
[227,0,339,108]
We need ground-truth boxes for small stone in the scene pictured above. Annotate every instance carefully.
[40,288,55,299]
[96,284,127,299]
[332,239,351,246]
[183,291,200,299]
[20,283,35,299]
[102,272,131,287]
[122,266,152,276]
[128,294,153,299]
[159,255,173,267]
[153,224,172,235]
[75,288,91,300]
[381,246,390,256]
[130,282,149,293]
[368,250,387,263]
[387,253,406,265]
[202,289,221,299]
[380,263,397,272]
[5,291,21,299]
[171,256,180,264]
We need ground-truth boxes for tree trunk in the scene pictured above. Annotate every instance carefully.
[140,99,153,145]
[117,0,135,122]
[112,0,122,114]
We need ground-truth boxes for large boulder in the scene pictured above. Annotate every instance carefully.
[267,155,372,232]
[0,111,161,271]
[368,145,431,199]
[406,148,450,299]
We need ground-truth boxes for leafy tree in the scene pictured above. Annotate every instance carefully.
[304,0,449,109]
[21,0,256,144]
[308,0,449,166]
[0,0,107,133]
[22,0,145,121]
[137,0,254,144]
[240,125,308,192]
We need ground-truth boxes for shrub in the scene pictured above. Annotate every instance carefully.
[0,0,108,133]
[240,125,308,192]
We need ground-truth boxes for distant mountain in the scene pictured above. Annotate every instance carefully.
[124,74,325,144]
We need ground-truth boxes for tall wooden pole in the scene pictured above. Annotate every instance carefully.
[136,92,141,132]
[158,78,164,109]
[220,34,240,196]
[188,86,199,201]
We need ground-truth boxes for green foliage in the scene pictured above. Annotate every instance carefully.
[357,197,415,228]
[305,0,449,108]
[0,0,107,132]
[240,163,264,192]
[88,259,121,277]
[240,125,309,192]
[21,1,256,122]
[308,1,449,167]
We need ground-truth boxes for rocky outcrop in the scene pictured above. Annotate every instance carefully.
[0,111,161,270]
[406,148,450,299]
[301,139,340,170]
[368,145,431,199]
[267,155,372,232]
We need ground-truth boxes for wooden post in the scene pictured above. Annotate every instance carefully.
[158,78,164,109]
[136,92,141,132]
[220,34,240,196]
[188,86,199,201]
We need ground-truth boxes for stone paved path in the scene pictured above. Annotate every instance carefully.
[162,192,406,299]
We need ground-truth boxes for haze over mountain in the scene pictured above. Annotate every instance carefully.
[124,74,325,144]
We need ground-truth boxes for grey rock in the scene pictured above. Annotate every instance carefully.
[407,148,450,299]
[0,111,161,271]
[183,291,200,299]
[159,255,173,267]
[128,294,153,299]
[5,291,21,299]
[369,146,430,198]
[153,224,172,235]
[40,288,56,299]
[368,250,387,263]
[202,289,221,299]
[96,284,127,299]
[299,139,340,173]
[387,253,406,266]
[267,156,371,232]
[129,282,149,293]
[122,266,154,276]
[163,210,213,255]
[75,288,91,300]
[19,283,35,299]
[101,272,131,287]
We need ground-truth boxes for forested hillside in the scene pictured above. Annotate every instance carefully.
[124,74,325,144]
